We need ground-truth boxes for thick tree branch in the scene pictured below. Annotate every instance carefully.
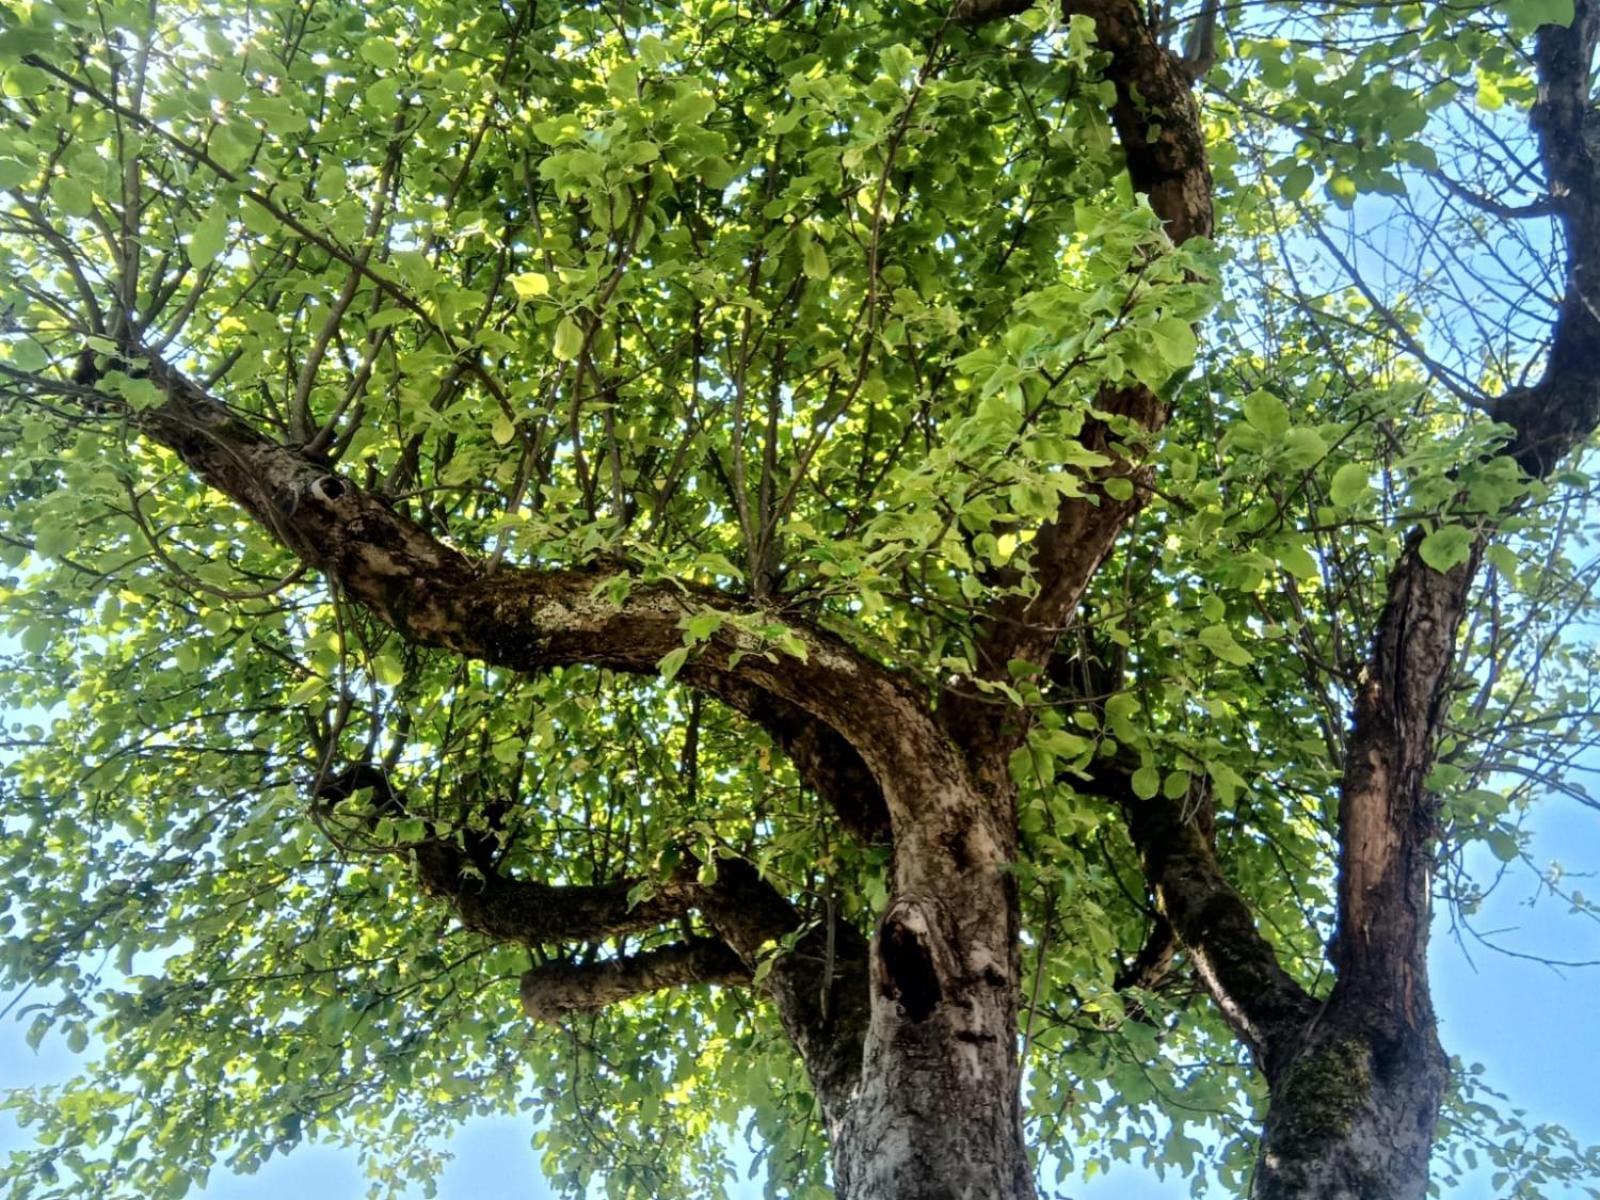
[410,841,704,946]
[1327,533,1477,1028]
[708,676,891,844]
[96,350,975,865]
[409,815,872,1124]
[947,0,1213,752]
[1092,765,1316,1072]
[1253,14,1600,1192]
[519,939,750,1021]
[317,762,874,1131]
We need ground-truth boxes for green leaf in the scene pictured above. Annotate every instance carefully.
[1104,693,1142,744]
[1280,164,1314,201]
[802,239,830,281]
[657,646,689,682]
[1197,624,1252,666]
[1277,542,1319,581]
[0,157,33,191]
[684,611,723,643]
[1486,830,1519,863]
[1150,316,1197,369]
[1417,525,1475,573]
[1131,765,1161,800]
[1329,462,1372,507]
[510,272,550,300]
[187,209,229,266]
[1242,390,1290,438]
[1032,728,1091,760]
[1476,71,1505,111]
[1281,427,1327,468]
[359,38,400,70]
[552,316,584,361]
[1485,543,1520,577]
[775,631,808,662]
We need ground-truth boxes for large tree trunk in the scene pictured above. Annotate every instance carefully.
[832,779,1034,1200]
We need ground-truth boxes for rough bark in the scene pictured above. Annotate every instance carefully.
[1246,536,1472,1200]
[832,782,1034,1200]
[57,3,1600,1197]
[519,939,751,1021]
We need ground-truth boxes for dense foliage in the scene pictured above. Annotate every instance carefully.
[1,0,1598,1197]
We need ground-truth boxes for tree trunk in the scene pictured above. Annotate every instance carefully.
[831,906,1034,1199]
[831,778,1034,1200]
[1252,1015,1447,1200]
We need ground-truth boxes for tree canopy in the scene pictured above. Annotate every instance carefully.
[1,0,1599,1197]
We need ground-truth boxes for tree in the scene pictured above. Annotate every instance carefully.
[1,0,1598,1196]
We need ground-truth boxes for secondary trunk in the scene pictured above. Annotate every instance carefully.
[1251,1013,1447,1200]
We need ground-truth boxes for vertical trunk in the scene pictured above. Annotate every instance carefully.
[831,903,1034,1199]
[832,772,1034,1200]
[1251,1017,1446,1200]
[1250,542,1468,1199]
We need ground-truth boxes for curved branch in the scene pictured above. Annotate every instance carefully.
[1330,0,1600,1032]
[97,349,972,850]
[319,765,874,1130]
[1093,764,1317,1074]
[708,674,891,844]
[946,0,1214,752]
